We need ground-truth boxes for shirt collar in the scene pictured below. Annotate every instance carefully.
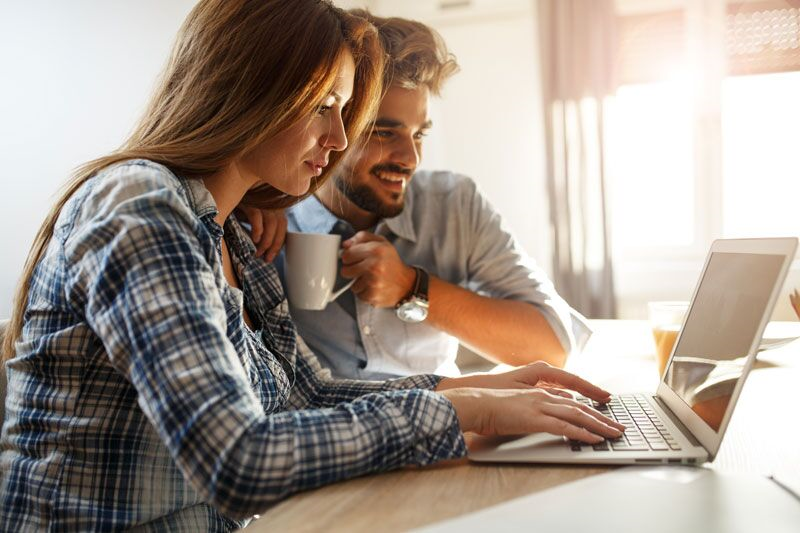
[289,189,417,243]
[177,176,224,239]
[180,176,219,221]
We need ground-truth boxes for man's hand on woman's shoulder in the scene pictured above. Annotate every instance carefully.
[236,206,288,262]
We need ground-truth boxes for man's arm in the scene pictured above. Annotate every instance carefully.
[426,275,567,367]
[340,231,569,368]
[446,176,590,367]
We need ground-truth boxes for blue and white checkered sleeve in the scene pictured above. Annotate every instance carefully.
[285,335,453,409]
[217,388,466,512]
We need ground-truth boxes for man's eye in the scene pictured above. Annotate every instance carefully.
[414,131,429,141]
[372,130,392,139]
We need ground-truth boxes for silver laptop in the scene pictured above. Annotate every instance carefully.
[470,237,798,465]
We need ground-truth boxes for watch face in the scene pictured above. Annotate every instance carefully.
[396,299,429,323]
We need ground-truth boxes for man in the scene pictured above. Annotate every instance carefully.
[256,12,590,380]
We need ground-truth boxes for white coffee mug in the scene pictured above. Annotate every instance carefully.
[284,231,355,310]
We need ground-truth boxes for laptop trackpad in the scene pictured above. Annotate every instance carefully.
[469,433,564,457]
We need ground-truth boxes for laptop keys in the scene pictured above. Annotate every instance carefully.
[575,394,683,452]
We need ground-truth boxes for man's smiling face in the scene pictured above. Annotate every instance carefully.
[335,84,431,218]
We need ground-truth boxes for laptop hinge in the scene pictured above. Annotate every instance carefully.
[652,395,703,448]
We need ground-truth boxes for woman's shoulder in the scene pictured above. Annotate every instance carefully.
[89,159,186,203]
[64,159,193,229]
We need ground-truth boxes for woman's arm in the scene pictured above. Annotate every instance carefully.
[285,334,451,409]
[65,166,467,519]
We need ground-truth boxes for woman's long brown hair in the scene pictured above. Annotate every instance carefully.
[2,0,385,361]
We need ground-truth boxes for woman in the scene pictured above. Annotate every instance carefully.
[0,1,623,530]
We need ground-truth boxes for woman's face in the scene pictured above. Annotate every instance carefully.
[241,49,356,197]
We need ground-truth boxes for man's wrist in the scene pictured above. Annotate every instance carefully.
[396,264,418,306]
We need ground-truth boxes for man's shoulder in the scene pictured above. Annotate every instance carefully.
[409,169,478,200]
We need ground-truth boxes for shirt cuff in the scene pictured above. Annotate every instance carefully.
[536,303,594,355]
[396,389,467,465]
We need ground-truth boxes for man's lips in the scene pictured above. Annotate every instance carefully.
[371,168,411,193]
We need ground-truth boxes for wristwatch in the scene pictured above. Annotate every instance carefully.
[395,266,429,323]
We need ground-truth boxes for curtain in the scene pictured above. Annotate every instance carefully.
[536,0,618,319]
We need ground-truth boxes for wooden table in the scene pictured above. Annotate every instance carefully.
[245,320,800,532]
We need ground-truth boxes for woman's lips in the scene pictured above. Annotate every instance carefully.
[305,161,324,176]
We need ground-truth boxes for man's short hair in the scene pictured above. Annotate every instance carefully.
[350,10,459,95]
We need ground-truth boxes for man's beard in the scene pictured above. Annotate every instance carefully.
[334,164,410,219]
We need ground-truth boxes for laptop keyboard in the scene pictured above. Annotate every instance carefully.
[570,394,682,452]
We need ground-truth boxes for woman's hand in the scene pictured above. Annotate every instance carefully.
[436,361,612,403]
[236,206,288,262]
[440,387,626,443]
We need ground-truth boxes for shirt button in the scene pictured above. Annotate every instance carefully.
[362,325,371,335]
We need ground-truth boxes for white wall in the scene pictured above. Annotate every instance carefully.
[0,0,199,317]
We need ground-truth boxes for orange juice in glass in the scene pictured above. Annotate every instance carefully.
[647,301,688,377]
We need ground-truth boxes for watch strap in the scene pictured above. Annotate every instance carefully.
[396,266,429,308]
[414,266,429,302]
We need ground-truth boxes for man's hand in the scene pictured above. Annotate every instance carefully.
[236,206,287,262]
[340,231,417,308]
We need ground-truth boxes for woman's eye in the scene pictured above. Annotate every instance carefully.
[317,105,333,116]
[372,130,392,139]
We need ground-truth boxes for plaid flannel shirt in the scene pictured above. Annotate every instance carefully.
[0,160,466,531]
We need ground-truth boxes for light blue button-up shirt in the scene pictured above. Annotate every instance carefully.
[282,170,592,380]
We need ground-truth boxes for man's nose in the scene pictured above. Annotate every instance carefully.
[392,136,420,169]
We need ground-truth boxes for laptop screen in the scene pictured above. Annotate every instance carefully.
[663,252,785,432]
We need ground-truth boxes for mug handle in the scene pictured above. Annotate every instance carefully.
[328,278,355,303]
[327,246,355,303]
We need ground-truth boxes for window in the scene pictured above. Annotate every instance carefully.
[607,80,694,250]
[608,0,800,317]
[722,71,800,238]
[610,0,799,257]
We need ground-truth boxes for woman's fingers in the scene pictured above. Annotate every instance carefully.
[537,386,573,399]
[542,391,626,432]
[537,415,605,444]
[572,400,627,432]
[543,402,625,438]
[536,366,613,402]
